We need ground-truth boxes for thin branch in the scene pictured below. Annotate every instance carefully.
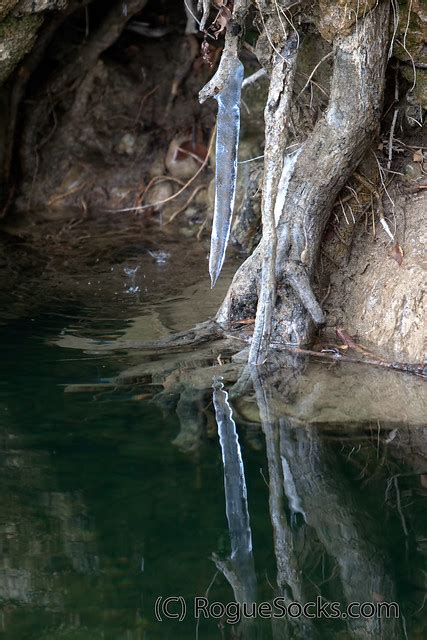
[242,68,268,88]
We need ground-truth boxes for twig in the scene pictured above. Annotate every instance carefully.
[387,62,399,170]
[354,168,395,241]
[184,0,199,33]
[393,476,409,536]
[133,85,159,125]
[395,39,417,92]
[388,0,400,59]
[197,0,211,31]
[166,185,206,223]
[295,50,333,100]
[270,343,424,377]
[403,0,413,52]
[242,68,267,88]
[196,216,208,240]
[133,175,183,210]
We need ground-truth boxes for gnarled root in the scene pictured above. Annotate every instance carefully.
[217,0,391,351]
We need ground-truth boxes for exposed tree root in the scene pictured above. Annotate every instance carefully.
[269,344,426,377]
[248,30,298,364]
[218,0,391,354]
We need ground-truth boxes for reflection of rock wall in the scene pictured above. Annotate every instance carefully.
[0,449,64,609]
[0,568,32,603]
[0,438,97,620]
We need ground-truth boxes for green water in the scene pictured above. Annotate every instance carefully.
[0,306,425,640]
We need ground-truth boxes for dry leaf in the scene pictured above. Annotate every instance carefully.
[176,141,208,163]
[336,327,359,350]
[390,243,404,266]
[232,318,255,326]
[211,1,232,38]
[413,149,424,163]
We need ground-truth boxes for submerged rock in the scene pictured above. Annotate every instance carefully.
[233,361,426,428]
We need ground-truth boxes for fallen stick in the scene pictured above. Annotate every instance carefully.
[270,343,425,377]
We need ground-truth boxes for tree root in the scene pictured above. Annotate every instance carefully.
[217,0,391,353]
[248,31,298,364]
[270,343,426,378]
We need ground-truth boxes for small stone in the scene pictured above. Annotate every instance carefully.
[116,133,136,156]
[179,226,196,238]
[165,136,202,180]
[148,156,166,178]
[145,181,173,210]
[403,162,422,180]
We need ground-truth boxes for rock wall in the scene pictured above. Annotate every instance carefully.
[0,0,69,84]
[325,189,426,362]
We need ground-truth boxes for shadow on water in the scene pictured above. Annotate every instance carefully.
[0,302,425,639]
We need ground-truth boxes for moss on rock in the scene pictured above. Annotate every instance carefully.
[394,0,427,65]
[316,0,379,42]
[0,0,18,22]
[0,13,43,84]
[402,66,427,107]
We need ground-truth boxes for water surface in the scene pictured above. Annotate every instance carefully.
[0,255,425,640]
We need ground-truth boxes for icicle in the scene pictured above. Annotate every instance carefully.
[209,57,244,287]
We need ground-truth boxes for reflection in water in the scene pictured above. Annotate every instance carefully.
[0,314,425,639]
[251,366,313,640]
[213,378,257,637]
[210,366,424,639]
[253,371,401,639]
